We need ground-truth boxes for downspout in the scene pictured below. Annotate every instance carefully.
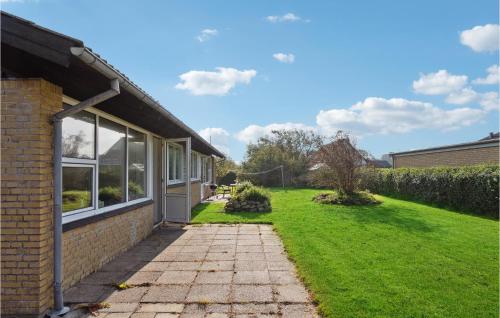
[49,78,120,317]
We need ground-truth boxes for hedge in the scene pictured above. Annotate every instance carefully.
[359,165,499,218]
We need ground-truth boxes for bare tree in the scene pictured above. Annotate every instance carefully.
[314,131,365,194]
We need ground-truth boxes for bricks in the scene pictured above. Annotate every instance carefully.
[62,204,154,289]
[1,79,62,316]
[393,145,500,168]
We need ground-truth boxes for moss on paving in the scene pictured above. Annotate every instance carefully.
[192,188,499,318]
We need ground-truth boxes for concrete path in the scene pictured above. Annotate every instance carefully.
[64,224,318,317]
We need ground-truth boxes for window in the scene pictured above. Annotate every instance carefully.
[62,166,93,213]
[168,143,184,183]
[201,156,212,183]
[128,128,146,200]
[98,118,126,207]
[62,111,96,159]
[61,109,150,218]
[191,152,200,180]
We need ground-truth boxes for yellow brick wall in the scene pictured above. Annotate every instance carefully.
[1,79,63,317]
[62,204,154,289]
[393,145,499,168]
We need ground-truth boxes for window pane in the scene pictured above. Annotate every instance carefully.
[191,153,198,178]
[98,118,126,207]
[62,166,93,213]
[128,128,146,200]
[62,111,95,159]
[175,146,183,180]
[168,144,175,180]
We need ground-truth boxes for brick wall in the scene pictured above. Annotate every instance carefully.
[62,204,153,289]
[1,79,63,317]
[393,145,499,168]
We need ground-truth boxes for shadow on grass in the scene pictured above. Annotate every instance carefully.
[342,203,438,233]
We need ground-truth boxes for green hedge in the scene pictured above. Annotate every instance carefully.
[360,165,499,218]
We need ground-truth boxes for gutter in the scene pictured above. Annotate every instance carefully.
[49,79,120,317]
[70,47,225,159]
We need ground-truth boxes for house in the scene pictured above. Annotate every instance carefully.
[390,133,499,168]
[0,12,224,317]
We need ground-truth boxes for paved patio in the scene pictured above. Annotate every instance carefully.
[64,224,318,317]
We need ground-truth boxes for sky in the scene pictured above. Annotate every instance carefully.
[2,0,499,162]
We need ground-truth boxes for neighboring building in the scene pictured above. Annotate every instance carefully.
[1,12,223,317]
[390,133,499,168]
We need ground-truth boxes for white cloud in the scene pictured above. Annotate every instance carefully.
[235,123,315,144]
[479,92,500,111]
[196,29,218,42]
[273,53,295,64]
[316,97,486,135]
[445,87,479,105]
[266,13,307,23]
[199,127,230,155]
[175,67,257,96]
[473,64,499,85]
[460,24,500,52]
[413,70,468,95]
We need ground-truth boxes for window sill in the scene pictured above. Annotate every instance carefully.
[62,198,153,232]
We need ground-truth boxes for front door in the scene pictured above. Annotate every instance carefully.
[152,137,163,224]
[165,138,191,223]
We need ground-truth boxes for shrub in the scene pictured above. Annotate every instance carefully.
[234,186,271,203]
[359,165,499,218]
[218,171,237,186]
[225,184,272,212]
[234,181,254,194]
[313,191,380,206]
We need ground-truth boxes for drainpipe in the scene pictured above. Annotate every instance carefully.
[49,78,120,317]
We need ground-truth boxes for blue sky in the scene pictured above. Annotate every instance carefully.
[3,0,499,161]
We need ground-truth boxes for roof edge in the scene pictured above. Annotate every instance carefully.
[390,138,499,157]
[71,46,225,158]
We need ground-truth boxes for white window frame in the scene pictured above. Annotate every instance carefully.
[167,142,184,185]
[201,155,212,184]
[61,163,96,216]
[61,101,155,224]
[190,151,201,181]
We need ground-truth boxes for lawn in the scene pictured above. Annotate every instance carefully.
[191,188,499,318]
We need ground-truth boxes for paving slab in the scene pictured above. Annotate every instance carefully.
[64,224,317,317]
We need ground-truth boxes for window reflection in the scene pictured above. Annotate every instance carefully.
[98,118,126,207]
[62,166,93,212]
[62,111,95,159]
[128,128,146,200]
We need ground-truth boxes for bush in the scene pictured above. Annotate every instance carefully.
[218,171,237,186]
[225,184,272,212]
[234,181,254,194]
[234,186,271,203]
[359,165,499,218]
[313,191,380,206]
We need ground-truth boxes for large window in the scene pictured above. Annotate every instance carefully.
[201,156,212,183]
[61,109,149,217]
[191,152,200,180]
[168,143,184,183]
[98,118,126,207]
[128,128,146,200]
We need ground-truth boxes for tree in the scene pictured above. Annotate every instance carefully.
[314,131,365,194]
[215,157,239,185]
[240,129,324,186]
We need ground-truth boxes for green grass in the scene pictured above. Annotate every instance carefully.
[192,188,499,318]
